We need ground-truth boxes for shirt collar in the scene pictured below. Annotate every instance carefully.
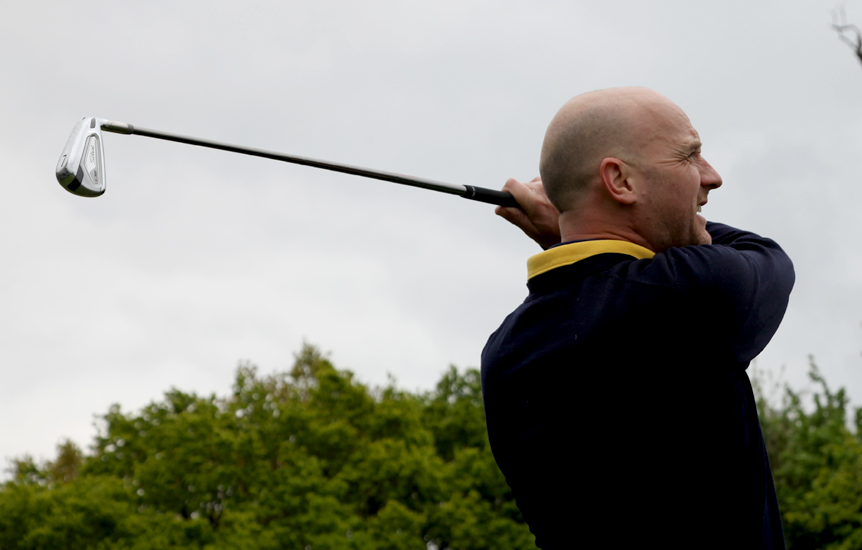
[527,240,655,280]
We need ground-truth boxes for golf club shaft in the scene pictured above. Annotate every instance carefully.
[101,121,518,208]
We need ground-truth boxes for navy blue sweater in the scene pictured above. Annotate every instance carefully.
[481,223,794,549]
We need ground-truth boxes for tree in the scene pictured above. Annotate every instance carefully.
[1,343,534,549]
[755,357,862,549]
[6,345,861,548]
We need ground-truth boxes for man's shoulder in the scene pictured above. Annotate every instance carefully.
[527,223,792,296]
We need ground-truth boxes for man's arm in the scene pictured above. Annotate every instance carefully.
[494,177,562,250]
[653,222,795,363]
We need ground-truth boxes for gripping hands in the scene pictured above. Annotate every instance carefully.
[495,177,562,250]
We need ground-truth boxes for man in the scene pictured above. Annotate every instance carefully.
[481,88,794,549]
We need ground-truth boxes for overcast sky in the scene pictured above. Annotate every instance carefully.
[2,0,862,466]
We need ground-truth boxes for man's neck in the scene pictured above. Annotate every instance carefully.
[558,211,654,252]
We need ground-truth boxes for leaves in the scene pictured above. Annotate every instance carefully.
[10,345,859,548]
[755,357,862,549]
[0,343,534,549]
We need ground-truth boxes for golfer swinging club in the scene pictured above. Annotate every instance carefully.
[482,87,793,549]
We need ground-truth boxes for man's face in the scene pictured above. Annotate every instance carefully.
[630,100,722,251]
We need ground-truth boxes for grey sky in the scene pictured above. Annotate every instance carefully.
[2,0,861,465]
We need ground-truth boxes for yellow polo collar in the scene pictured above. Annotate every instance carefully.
[527,240,655,280]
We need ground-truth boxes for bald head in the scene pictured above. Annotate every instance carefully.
[539,87,678,212]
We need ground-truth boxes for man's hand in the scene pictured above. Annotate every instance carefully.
[495,177,561,249]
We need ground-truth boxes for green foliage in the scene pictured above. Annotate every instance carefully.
[9,346,859,549]
[1,344,534,549]
[755,357,862,550]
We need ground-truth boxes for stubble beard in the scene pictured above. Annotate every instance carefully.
[694,214,711,245]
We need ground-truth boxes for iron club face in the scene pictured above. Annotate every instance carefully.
[56,117,107,197]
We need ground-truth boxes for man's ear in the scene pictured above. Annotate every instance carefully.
[599,157,638,205]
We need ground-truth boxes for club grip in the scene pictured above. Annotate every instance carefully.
[463,185,520,208]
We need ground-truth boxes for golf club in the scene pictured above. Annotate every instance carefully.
[56,117,519,207]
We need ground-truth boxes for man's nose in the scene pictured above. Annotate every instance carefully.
[700,158,723,189]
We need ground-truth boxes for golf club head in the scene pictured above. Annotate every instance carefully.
[56,117,107,197]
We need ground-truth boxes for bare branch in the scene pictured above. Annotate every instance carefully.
[832,4,862,65]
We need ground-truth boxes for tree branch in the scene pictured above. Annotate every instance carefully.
[832,5,862,65]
